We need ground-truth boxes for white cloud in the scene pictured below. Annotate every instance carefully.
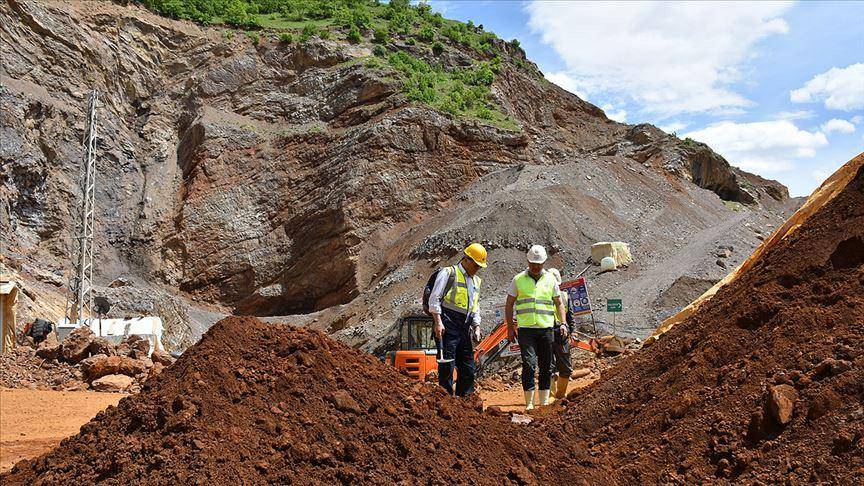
[601,103,627,122]
[659,121,688,134]
[821,118,856,135]
[545,72,588,100]
[773,110,816,121]
[526,1,792,116]
[684,120,828,174]
[790,63,864,111]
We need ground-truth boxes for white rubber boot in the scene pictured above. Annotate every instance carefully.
[523,391,535,411]
[538,389,551,407]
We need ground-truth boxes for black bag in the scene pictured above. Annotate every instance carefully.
[422,266,456,315]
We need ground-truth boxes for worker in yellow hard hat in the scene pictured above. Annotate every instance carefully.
[427,243,487,396]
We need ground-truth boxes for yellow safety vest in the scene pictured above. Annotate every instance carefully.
[514,270,557,328]
[441,265,481,315]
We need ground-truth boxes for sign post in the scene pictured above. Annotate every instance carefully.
[606,298,622,335]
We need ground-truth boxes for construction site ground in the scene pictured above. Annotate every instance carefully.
[0,388,124,473]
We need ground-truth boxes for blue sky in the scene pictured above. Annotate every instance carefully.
[426,1,864,196]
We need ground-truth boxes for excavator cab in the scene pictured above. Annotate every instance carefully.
[387,316,439,381]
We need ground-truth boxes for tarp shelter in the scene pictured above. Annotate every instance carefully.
[1,276,18,354]
[56,316,165,356]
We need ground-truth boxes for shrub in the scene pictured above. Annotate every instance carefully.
[432,41,444,56]
[405,37,416,45]
[510,38,520,48]
[372,44,387,57]
[430,12,444,27]
[319,29,331,40]
[373,26,389,44]
[417,25,435,43]
[301,23,316,41]
[246,31,260,45]
[347,25,361,43]
[279,32,293,43]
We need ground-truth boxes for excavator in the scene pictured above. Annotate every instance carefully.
[386,315,598,381]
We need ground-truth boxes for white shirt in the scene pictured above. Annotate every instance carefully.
[428,263,481,326]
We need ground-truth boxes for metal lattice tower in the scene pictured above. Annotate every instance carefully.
[67,90,99,325]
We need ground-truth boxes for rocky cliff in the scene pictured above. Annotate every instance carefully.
[1,0,794,348]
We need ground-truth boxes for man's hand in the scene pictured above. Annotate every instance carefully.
[433,314,445,340]
[472,326,481,343]
[559,324,568,339]
[507,323,517,343]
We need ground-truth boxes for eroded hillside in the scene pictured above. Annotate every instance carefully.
[1,0,793,348]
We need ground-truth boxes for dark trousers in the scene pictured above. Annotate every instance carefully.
[437,308,476,397]
[517,327,553,391]
[551,326,573,377]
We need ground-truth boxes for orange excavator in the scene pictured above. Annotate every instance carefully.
[386,315,598,381]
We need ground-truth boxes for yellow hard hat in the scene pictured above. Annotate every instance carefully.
[464,243,488,268]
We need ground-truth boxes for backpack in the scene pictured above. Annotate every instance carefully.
[422,266,456,315]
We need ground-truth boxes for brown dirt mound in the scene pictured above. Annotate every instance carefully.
[1,316,587,484]
[553,158,864,483]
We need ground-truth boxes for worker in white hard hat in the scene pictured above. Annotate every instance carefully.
[547,268,574,400]
[428,243,487,396]
[504,244,567,410]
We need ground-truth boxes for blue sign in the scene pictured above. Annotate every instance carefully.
[561,277,592,316]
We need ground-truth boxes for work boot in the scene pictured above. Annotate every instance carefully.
[538,389,551,406]
[554,376,569,399]
[550,375,558,396]
[524,390,535,411]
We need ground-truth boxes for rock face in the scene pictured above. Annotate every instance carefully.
[0,1,793,344]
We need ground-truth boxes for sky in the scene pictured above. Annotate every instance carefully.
[426,1,864,197]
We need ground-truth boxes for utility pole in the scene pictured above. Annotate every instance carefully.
[66,90,99,327]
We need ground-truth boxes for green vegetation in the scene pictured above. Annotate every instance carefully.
[723,200,744,212]
[383,51,517,130]
[138,0,526,130]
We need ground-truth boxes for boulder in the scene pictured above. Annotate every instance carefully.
[124,335,151,359]
[89,337,117,357]
[151,349,175,367]
[91,374,133,392]
[35,333,61,360]
[61,326,95,363]
[590,242,633,267]
[813,358,852,378]
[325,390,362,413]
[767,384,797,425]
[80,354,150,381]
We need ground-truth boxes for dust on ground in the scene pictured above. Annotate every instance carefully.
[0,388,124,473]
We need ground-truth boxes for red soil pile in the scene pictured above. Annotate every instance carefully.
[2,316,584,485]
[553,158,864,483]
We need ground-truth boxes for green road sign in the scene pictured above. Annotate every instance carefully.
[607,299,622,312]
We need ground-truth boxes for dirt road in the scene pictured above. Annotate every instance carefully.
[0,388,125,473]
[478,374,599,413]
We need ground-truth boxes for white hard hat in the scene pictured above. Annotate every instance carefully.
[527,245,548,264]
